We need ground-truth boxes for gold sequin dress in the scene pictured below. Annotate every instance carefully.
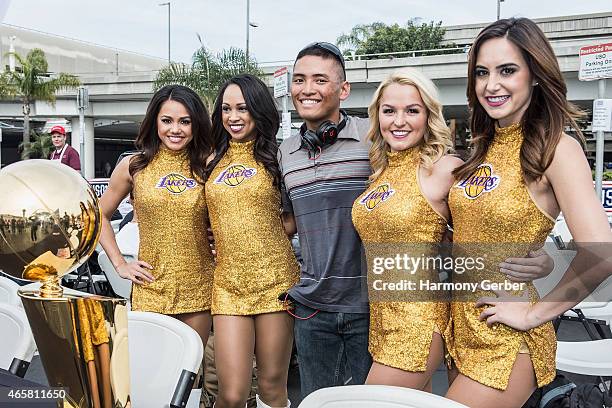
[447,123,557,390]
[352,147,449,372]
[206,140,299,315]
[132,147,213,314]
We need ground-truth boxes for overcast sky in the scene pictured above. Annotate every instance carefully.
[1,0,611,64]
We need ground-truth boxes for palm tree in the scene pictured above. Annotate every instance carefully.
[19,132,53,159]
[154,46,263,109]
[336,22,387,56]
[0,48,80,152]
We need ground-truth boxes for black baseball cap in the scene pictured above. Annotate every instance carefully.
[297,42,346,74]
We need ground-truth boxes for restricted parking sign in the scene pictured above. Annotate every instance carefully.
[579,42,612,81]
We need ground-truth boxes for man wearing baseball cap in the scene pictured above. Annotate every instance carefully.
[48,125,81,171]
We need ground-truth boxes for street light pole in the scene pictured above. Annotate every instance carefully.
[76,87,89,177]
[245,0,259,64]
[497,0,505,20]
[159,2,171,63]
[246,0,250,62]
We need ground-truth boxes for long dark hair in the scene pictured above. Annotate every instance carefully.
[207,74,281,187]
[454,18,584,182]
[129,85,212,183]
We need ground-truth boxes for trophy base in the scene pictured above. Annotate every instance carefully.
[19,290,131,408]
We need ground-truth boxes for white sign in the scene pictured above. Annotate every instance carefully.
[593,99,612,132]
[601,181,612,214]
[282,112,292,140]
[274,67,289,98]
[579,43,612,81]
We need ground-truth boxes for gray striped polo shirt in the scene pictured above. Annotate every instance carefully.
[278,116,372,313]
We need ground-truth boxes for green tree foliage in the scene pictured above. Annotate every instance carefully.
[337,19,454,58]
[19,132,53,159]
[336,22,387,55]
[0,48,80,150]
[154,46,263,109]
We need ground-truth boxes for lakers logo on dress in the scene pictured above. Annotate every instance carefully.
[456,164,500,199]
[156,173,197,194]
[359,183,395,210]
[214,164,257,187]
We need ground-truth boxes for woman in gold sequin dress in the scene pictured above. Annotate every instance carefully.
[444,18,612,408]
[99,85,215,347]
[205,75,299,408]
[352,69,460,390]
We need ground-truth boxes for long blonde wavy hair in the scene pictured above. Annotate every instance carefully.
[367,68,454,183]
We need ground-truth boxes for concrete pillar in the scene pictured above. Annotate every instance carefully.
[70,117,95,179]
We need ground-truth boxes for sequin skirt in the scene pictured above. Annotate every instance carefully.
[211,266,298,316]
[445,301,556,390]
[369,301,449,372]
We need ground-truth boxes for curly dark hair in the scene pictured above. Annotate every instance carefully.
[129,84,212,183]
[207,74,281,187]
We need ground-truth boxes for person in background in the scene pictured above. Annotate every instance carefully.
[49,125,81,171]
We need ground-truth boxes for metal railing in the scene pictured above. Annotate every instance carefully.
[257,46,470,68]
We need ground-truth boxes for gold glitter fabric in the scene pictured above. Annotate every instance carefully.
[75,298,109,362]
[206,140,299,315]
[447,123,557,390]
[352,147,449,372]
[131,147,213,314]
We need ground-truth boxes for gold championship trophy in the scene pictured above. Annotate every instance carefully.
[0,160,131,408]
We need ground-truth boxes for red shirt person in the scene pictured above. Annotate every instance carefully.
[48,125,81,171]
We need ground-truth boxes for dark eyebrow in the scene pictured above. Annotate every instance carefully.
[497,63,519,69]
[160,115,191,120]
[292,72,331,79]
[475,63,519,70]
[221,102,247,106]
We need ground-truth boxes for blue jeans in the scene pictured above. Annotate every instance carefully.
[293,302,372,398]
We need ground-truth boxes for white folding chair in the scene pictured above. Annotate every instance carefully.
[0,303,37,377]
[127,311,204,408]
[0,276,21,306]
[299,385,469,408]
[98,251,132,299]
[557,339,612,395]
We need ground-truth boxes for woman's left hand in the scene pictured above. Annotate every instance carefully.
[475,289,542,331]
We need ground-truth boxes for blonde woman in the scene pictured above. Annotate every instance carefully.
[352,68,459,389]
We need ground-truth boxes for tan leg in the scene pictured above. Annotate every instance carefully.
[254,312,293,407]
[365,332,444,391]
[174,310,213,349]
[446,362,459,386]
[445,354,537,408]
[214,315,255,408]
